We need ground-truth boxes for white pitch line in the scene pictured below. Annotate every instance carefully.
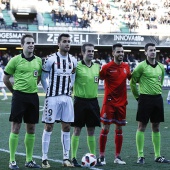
[0,148,103,170]
[0,113,10,115]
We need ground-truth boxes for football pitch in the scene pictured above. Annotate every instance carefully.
[1,89,170,170]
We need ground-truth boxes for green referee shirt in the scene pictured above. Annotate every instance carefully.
[73,60,100,98]
[130,60,164,99]
[5,54,42,93]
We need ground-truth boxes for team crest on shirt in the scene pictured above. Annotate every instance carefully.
[33,70,38,77]
[124,68,127,74]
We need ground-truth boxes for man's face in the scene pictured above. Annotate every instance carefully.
[58,37,71,53]
[83,46,94,61]
[145,46,156,59]
[22,37,35,54]
[112,47,124,62]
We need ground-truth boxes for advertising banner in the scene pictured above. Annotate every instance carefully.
[37,33,98,45]
[0,32,36,44]
[99,34,159,46]
[159,36,170,46]
[0,31,167,47]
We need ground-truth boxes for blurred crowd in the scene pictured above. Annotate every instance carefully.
[45,0,170,32]
[2,49,170,75]
[0,0,170,33]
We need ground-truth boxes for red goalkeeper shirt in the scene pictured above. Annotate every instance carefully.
[100,61,131,106]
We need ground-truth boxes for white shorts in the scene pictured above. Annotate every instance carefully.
[42,95,74,123]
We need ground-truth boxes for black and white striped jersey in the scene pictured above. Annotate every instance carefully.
[42,52,77,97]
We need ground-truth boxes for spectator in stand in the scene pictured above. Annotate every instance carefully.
[6,0,10,10]
[12,20,18,30]
[71,11,78,26]
[79,15,90,28]
[65,11,72,23]
[60,11,66,23]
[53,10,61,23]
[0,16,5,25]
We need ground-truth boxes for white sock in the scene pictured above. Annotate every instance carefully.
[42,129,52,161]
[1,88,7,98]
[61,131,70,160]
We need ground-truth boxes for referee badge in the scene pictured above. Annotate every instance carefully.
[33,70,38,77]
[158,75,161,81]
[94,76,99,83]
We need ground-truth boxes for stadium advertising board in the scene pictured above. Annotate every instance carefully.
[37,33,98,45]
[159,36,170,46]
[37,33,159,46]
[99,34,159,46]
[0,32,169,47]
[0,32,36,44]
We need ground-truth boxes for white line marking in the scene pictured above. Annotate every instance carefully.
[0,113,10,115]
[0,148,103,170]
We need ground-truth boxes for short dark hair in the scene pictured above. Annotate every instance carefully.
[21,34,34,45]
[81,43,94,53]
[112,43,123,51]
[144,43,155,51]
[58,33,70,43]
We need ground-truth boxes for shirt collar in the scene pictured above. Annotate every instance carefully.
[21,53,35,61]
[81,60,94,67]
[146,59,158,68]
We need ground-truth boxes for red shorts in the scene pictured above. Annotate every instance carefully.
[100,104,126,126]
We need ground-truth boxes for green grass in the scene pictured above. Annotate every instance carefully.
[1,89,170,170]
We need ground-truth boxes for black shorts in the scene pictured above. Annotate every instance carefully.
[136,94,164,124]
[9,90,39,124]
[71,96,101,128]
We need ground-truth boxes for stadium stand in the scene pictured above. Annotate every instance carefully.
[0,0,169,34]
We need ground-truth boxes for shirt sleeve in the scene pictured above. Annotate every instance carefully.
[42,56,53,72]
[41,71,49,93]
[99,64,107,80]
[72,57,77,69]
[71,57,77,87]
[4,57,16,75]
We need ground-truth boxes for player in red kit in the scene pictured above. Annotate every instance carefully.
[96,43,131,166]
